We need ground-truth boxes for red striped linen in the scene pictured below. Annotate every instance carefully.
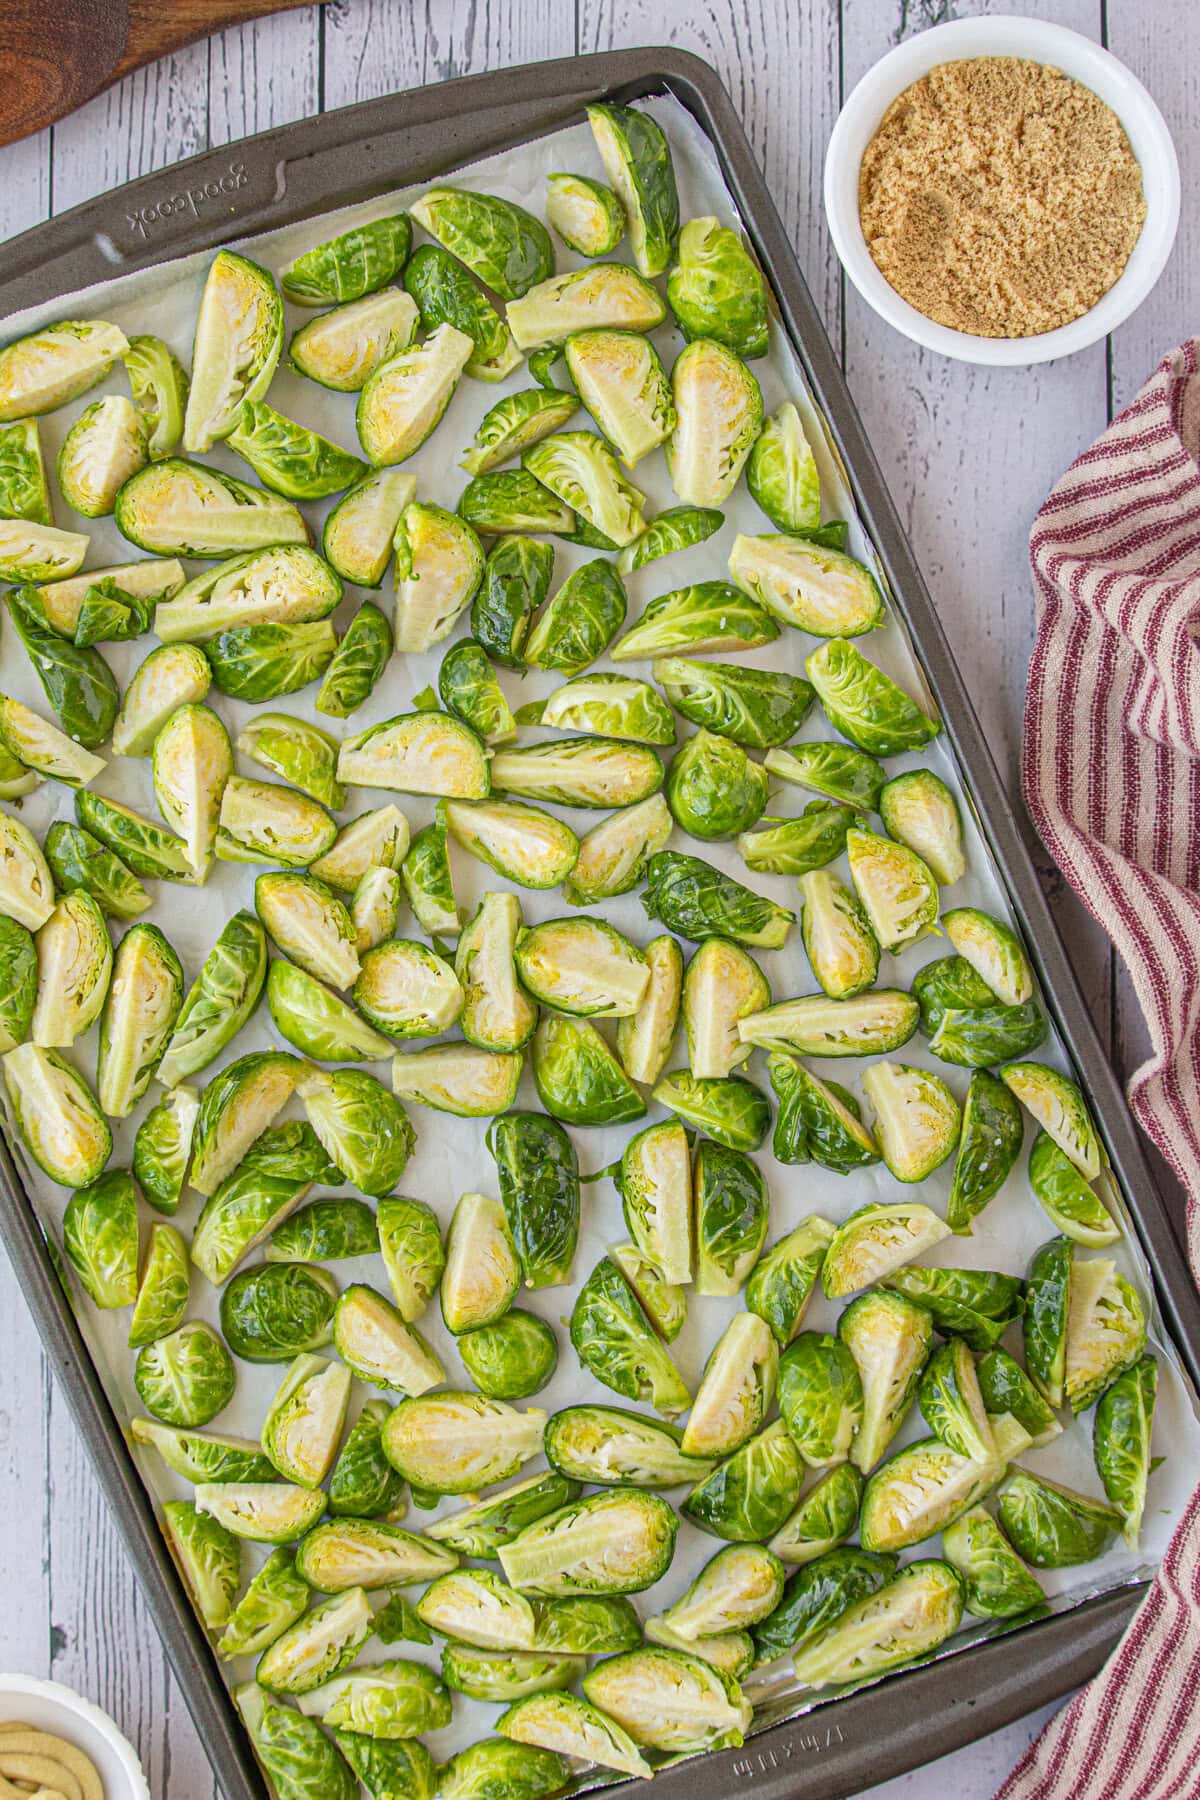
[993,339,1200,1800]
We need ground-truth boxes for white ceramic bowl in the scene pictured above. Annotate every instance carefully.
[824,16,1180,364]
[0,1674,151,1800]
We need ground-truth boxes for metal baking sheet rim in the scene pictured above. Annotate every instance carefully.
[0,46,1195,1800]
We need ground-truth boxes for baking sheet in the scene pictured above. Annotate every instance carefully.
[2,90,1198,1770]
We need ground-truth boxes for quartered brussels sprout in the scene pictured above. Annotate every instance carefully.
[544,1404,709,1492]
[666,339,763,511]
[0,318,128,420]
[217,777,337,870]
[976,1348,1061,1448]
[657,1544,784,1646]
[523,431,647,548]
[419,1564,537,1648]
[269,1198,379,1265]
[30,891,112,1049]
[746,402,819,530]
[115,457,306,557]
[150,702,231,880]
[0,692,105,789]
[0,418,50,523]
[915,963,1047,1070]
[440,1738,569,1800]
[3,1042,111,1186]
[96,922,182,1117]
[470,536,554,665]
[459,469,576,536]
[455,893,538,1054]
[798,869,879,1000]
[823,1201,951,1300]
[157,546,340,644]
[881,1264,1024,1354]
[327,1399,405,1520]
[301,1066,417,1197]
[298,1656,451,1737]
[405,243,521,381]
[313,806,411,894]
[613,579,779,665]
[806,637,940,756]
[943,1505,1044,1620]
[563,330,674,468]
[207,620,340,704]
[587,102,678,277]
[338,709,489,800]
[791,1559,963,1688]
[259,874,362,993]
[846,826,940,952]
[942,906,1034,1008]
[330,1731,434,1800]
[438,640,516,744]
[516,916,648,1018]
[357,324,474,464]
[1023,1234,1072,1408]
[507,261,666,352]
[524,568,632,683]
[156,910,267,1091]
[879,770,966,886]
[738,997,917,1070]
[1064,1256,1145,1413]
[692,1140,768,1293]
[1094,1353,1158,1548]
[351,862,401,955]
[1028,1130,1119,1247]
[164,1500,240,1631]
[123,334,189,458]
[353,938,463,1039]
[65,573,157,648]
[292,290,418,395]
[683,1420,804,1543]
[462,390,581,478]
[296,1516,454,1592]
[58,395,148,517]
[493,739,663,813]
[460,1310,558,1401]
[283,215,411,305]
[322,468,414,592]
[218,1548,309,1660]
[0,914,36,1054]
[0,807,54,929]
[332,1282,444,1395]
[62,1168,138,1308]
[616,507,722,578]
[445,799,576,895]
[570,1256,690,1417]
[237,1684,356,1800]
[918,1336,995,1463]
[381,1391,546,1495]
[532,1012,646,1126]
[0,739,40,802]
[394,498,487,653]
[616,1119,693,1284]
[583,1645,750,1756]
[653,1069,769,1153]
[426,1473,581,1558]
[440,1191,520,1335]
[753,1545,897,1666]
[262,1355,353,1488]
[682,1312,778,1458]
[746,1215,836,1347]
[643,848,794,950]
[729,533,884,641]
[839,1290,934,1473]
[391,1043,522,1116]
[497,1688,652,1780]
[1001,1060,1104,1179]
[609,934,680,1087]
[859,1429,1016,1554]
[182,251,282,453]
[656,658,814,754]
[131,1086,198,1218]
[561,795,671,909]
[535,1596,642,1659]
[111,643,211,759]
[135,1319,235,1427]
[609,1241,686,1342]
[227,399,364,501]
[38,555,183,640]
[374,1196,444,1325]
[777,1332,863,1469]
[998,1471,1121,1568]
[770,1461,863,1565]
[545,171,625,255]
[256,1587,373,1695]
[193,1121,337,1287]
[443,1645,583,1703]
[189,1049,302,1197]
[411,186,553,300]
[667,729,768,841]
[499,1488,678,1597]
[198,1480,328,1543]
[767,1055,879,1173]
[765,740,885,814]
[861,1061,961,1183]
[0,519,89,583]
[947,1069,1024,1235]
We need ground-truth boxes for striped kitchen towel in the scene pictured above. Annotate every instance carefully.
[995,338,1200,1800]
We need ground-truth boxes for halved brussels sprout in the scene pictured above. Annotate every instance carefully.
[443,1645,583,1703]
[1094,1353,1158,1548]
[570,1256,690,1416]
[455,892,538,1054]
[765,739,885,813]
[879,770,966,886]
[524,431,647,547]
[151,702,231,879]
[357,324,474,464]
[807,638,940,756]
[381,1391,546,1494]
[493,739,663,813]
[729,533,884,640]
[156,546,340,645]
[183,251,282,451]
[1064,1256,1145,1413]
[238,1684,356,1799]
[859,1432,1015,1554]
[1028,1129,1119,1247]
[613,579,780,664]
[218,1549,309,1661]
[885,1264,1026,1353]
[300,1066,417,1197]
[563,330,673,467]
[298,1656,451,1737]
[351,865,401,954]
[862,1061,961,1183]
[497,1689,652,1780]
[0,693,105,789]
[489,1108,582,1296]
[227,399,367,499]
[769,1462,864,1565]
[462,391,581,478]
[0,520,89,582]
[665,210,767,356]
[445,799,578,893]
[667,729,768,842]
[609,1241,687,1342]
[217,775,337,871]
[943,907,1034,1007]
[524,571,632,685]
[353,938,463,1039]
[440,1191,520,1335]
[441,1738,569,1800]
[947,1069,1024,1235]
[332,1282,443,1395]
[791,1559,963,1688]
[426,1473,581,1558]
[404,244,521,381]
[1023,1235,1072,1408]
[583,1644,750,1756]
[667,339,763,511]
[470,536,555,665]
[391,1043,522,1116]
[338,710,490,800]
[499,1488,678,1596]
[411,186,552,299]
[459,469,576,536]
[822,1201,951,1299]
[255,1586,373,1695]
[545,171,624,255]
[283,215,411,305]
[917,1337,995,1463]
[96,922,182,1117]
[460,1310,558,1400]
[752,1546,898,1666]
[798,868,879,1000]
[110,644,210,760]
[58,395,148,517]
[543,1404,710,1491]
[291,288,417,393]
[998,1471,1121,1568]
[746,402,819,530]
[643,848,794,950]
[777,1332,863,1469]
[683,1420,804,1543]
[976,1348,1061,1448]
[313,806,411,894]
[327,1398,406,1520]
[115,457,306,557]
[0,418,50,523]
[393,500,485,652]
[122,334,189,458]
[682,1312,779,1458]
[131,1085,198,1218]
[654,1069,770,1153]
[164,1500,240,1631]
[846,827,940,952]
[30,892,112,1048]
[439,640,517,744]
[189,1049,301,1198]
[262,1354,352,1488]
[942,1506,1044,1620]
[62,1167,138,1308]
[0,319,128,420]
[616,1118,693,1284]
[693,1139,769,1294]
[563,795,672,909]
[268,1198,379,1265]
[156,910,267,1091]
[746,1216,837,1348]
[219,1256,339,1361]
[587,103,678,277]
[532,1013,645,1126]
[296,1516,455,1592]
[515,916,648,1018]
[507,262,666,351]
[135,1320,235,1427]
[43,825,147,926]
[839,1290,934,1473]
[656,660,814,755]
[738,989,919,1061]
[0,913,36,1054]
[3,1042,111,1186]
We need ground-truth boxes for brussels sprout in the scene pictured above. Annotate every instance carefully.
[913,955,1000,1031]
[1094,1353,1158,1548]
[164,1499,240,1631]
[440,1739,569,1800]
[681,1312,778,1458]
[0,318,128,420]
[95,924,182,1119]
[729,535,884,643]
[523,432,647,548]
[881,1267,1024,1356]
[999,1062,1101,1182]
[261,1354,353,1489]
[326,1399,405,1521]
[558,797,669,911]
[61,1167,137,1309]
[769,1461,864,1566]
[266,961,389,1065]
[194,1122,336,1288]
[542,171,623,256]
[877,771,965,887]
[0,519,89,583]
[281,215,411,306]
[435,641,515,746]
[933,1000,1048,1076]
[691,1140,768,1294]
[657,1544,785,1648]
[405,243,521,381]
[0,808,54,931]
[320,487,410,610]
[806,638,940,756]
[664,209,768,356]
[38,556,184,640]
[442,1644,582,1703]
[821,1201,951,1301]
[58,394,148,518]
[256,1586,374,1696]
[67,573,157,648]
[198,1480,328,1544]
[338,710,489,801]
[452,893,536,1056]
[533,1601,642,1667]
[157,912,267,1091]
[837,1290,933,1474]
[418,1565,538,1649]
[1028,1130,1120,1247]
[655,664,812,760]
[791,1559,963,1687]
[257,880,357,998]
[240,715,345,817]
[942,1505,1044,1621]
[776,1331,863,1469]
[314,808,411,895]
[666,339,763,511]
[765,744,885,819]
[1022,1234,1073,1408]
[737,989,919,1060]
[562,329,674,468]
[391,1043,522,1116]
[650,1070,766,1155]
[683,1420,804,1542]
[861,1061,962,1185]
[189,1049,301,1199]
[586,102,678,276]
[514,916,647,1021]
[614,510,721,582]
[767,1055,879,1173]
[608,1240,687,1342]
[614,1118,692,1284]
[947,1069,1025,1235]
[570,1255,690,1416]
[352,939,462,1041]
[226,400,366,500]
[110,644,209,761]
[299,1655,451,1738]
[0,418,50,523]
[941,912,1034,1014]
[745,403,820,532]
[543,1405,704,1495]
[392,502,486,654]
[497,1689,652,1779]
[30,891,112,1049]
[132,1416,273,1487]
[121,333,189,458]
[643,849,794,952]
[302,1066,417,1198]
[752,1546,898,1666]
[442,806,573,902]
[293,293,418,404]
[976,1348,1061,1449]
[266,1198,378,1267]
[351,867,402,955]
[295,1516,455,1593]
[1065,1256,1146,1413]
[666,729,768,843]
[524,587,634,699]
[381,1391,545,1494]
[356,324,474,464]
[499,1488,678,1597]
[217,1548,309,1660]
[0,913,35,1053]
[148,704,230,881]
[115,456,306,557]
[3,1042,111,1186]
[742,1216,834,1348]
[600,942,676,1092]
[998,1471,1121,1569]
[917,1337,995,1464]
[43,827,146,927]
[237,1683,357,1800]
[584,1644,751,1756]
[410,186,552,299]
[507,261,666,353]
[127,1089,196,1223]
[182,250,282,451]
[423,1473,579,1560]
[459,469,576,536]
[459,1310,558,1401]
[528,1012,643,1124]
[331,1731,436,1800]
[0,692,105,789]
[469,537,553,669]
[860,1415,1032,1553]
[0,741,40,802]
[614,583,779,669]
[216,777,337,872]
[160,546,340,647]
[135,1319,235,1427]
[796,869,877,1002]
[440,1191,521,1336]
[845,832,939,958]
[461,390,581,479]
[331,1283,443,1396]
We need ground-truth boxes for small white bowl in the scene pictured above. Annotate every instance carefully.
[0,1674,151,1800]
[824,16,1180,364]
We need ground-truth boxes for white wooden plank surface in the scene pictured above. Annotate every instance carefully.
[0,2,1195,1795]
